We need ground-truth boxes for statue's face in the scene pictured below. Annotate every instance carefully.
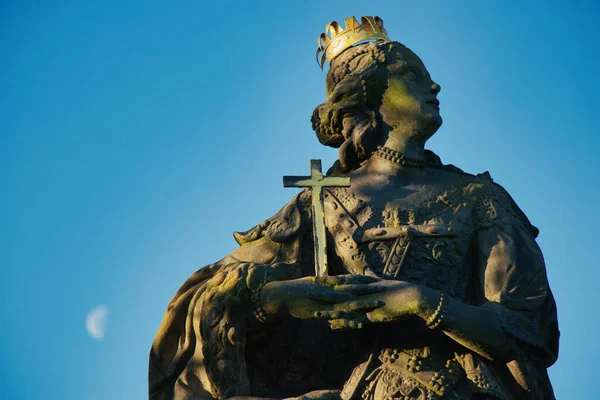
[379,46,442,141]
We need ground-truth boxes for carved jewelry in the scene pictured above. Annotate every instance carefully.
[374,146,427,168]
[426,292,447,330]
[251,281,269,323]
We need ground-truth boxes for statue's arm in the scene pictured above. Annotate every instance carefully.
[417,291,519,362]
[182,189,317,398]
[156,191,377,400]
[150,193,311,400]
[417,210,558,365]
[151,260,304,400]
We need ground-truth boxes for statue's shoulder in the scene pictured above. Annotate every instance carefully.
[467,171,539,238]
[232,190,312,245]
[478,171,540,237]
[424,150,479,186]
[425,150,539,237]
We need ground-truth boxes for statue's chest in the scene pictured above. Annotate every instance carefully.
[324,183,479,301]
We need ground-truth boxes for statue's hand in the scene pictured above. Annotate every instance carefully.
[316,279,426,329]
[260,275,384,321]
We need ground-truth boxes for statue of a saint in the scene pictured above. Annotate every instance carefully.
[149,16,558,400]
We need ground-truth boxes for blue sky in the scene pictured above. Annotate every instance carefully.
[2,1,599,398]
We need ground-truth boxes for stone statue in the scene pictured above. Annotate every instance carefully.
[149,16,559,400]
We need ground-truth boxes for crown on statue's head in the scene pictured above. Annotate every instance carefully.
[316,16,389,69]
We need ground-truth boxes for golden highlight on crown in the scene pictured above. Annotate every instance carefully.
[316,16,389,69]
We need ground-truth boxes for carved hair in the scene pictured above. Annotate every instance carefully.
[311,40,405,173]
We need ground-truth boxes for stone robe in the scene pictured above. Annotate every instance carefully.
[149,162,558,400]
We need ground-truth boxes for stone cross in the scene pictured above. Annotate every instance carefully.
[283,160,351,276]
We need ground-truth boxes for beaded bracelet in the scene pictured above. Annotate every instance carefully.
[426,292,448,330]
[250,281,269,323]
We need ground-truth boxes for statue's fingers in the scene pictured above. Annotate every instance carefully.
[348,319,365,329]
[345,275,380,284]
[334,284,386,295]
[335,300,384,312]
[313,310,357,320]
[313,276,327,285]
[366,308,405,323]
[318,275,351,286]
[289,300,333,320]
[328,319,347,330]
[328,318,366,330]
[306,289,355,303]
[317,275,380,287]
[328,319,354,330]
[366,309,384,323]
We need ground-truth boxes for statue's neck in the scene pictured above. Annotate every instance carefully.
[382,133,426,161]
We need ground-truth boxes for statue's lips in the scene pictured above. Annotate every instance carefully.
[425,98,440,107]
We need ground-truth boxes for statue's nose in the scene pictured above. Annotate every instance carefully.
[431,83,441,95]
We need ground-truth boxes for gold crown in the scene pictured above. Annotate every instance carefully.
[316,16,389,69]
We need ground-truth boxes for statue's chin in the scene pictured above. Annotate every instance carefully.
[432,113,443,132]
[419,112,443,142]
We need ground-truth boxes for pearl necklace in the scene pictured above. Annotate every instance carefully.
[373,146,427,168]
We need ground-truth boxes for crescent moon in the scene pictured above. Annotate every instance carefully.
[86,305,109,341]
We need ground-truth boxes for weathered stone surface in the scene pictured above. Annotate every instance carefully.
[149,16,558,400]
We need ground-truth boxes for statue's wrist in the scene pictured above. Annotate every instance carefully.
[259,282,285,317]
[417,289,449,330]
[415,286,441,321]
[250,280,283,323]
